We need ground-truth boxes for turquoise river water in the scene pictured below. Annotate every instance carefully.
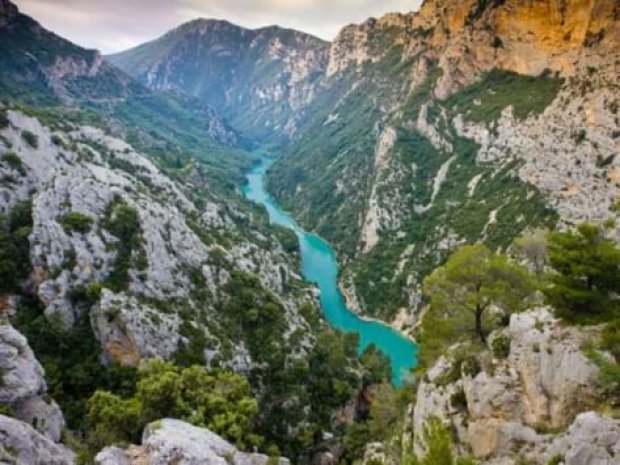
[243,158,418,386]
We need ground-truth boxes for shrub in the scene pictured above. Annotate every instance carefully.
[58,211,94,234]
[0,109,8,129]
[461,355,481,377]
[491,333,511,359]
[1,152,24,174]
[21,130,38,149]
[450,387,468,410]
[0,404,15,417]
[102,197,144,291]
[86,360,262,451]
[69,283,103,308]
[409,416,476,465]
[51,135,65,148]
[547,455,564,465]
[0,200,33,293]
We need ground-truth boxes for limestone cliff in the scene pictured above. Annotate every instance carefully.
[267,0,620,326]
[0,107,314,371]
[409,308,619,464]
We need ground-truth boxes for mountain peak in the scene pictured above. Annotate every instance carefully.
[0,0,19,26]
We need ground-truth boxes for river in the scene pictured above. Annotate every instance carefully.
[243,158,418,387]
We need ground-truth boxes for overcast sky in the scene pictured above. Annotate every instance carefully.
[15,0,422,54]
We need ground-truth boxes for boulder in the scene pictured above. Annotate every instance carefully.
[508,308,600,427]
[96,419,290,465]
[0,323,46,404]
[0,414,74,465]
[95,446,131,465]
[0,323,65,441]
[548,411,620,465]
[142,419,290,465]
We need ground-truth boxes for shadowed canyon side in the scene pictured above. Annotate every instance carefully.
[1,0,620,464]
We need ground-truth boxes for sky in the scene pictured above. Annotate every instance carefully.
[16,0,423,54]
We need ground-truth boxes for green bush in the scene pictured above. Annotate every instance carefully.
[21,130,38,148]
[450,387,468,410]
[585,318,620,405]
[0,404,15,417]
[58,211,94,234]
[491,333,511,359]
[0,200,32,293]
[407,416,475,465]
[51,134,65,148]
[86,360,262,452]
[102,197,145,291]
[1,152,24,174]
[547,455,564,465]
[69,283,103,308]
[544,222,620,324]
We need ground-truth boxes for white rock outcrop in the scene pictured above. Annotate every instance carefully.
[412,308,616,463]
[0,415,74,464]
[0,109,315,370]
[0,323,65,442]
[96,419,290,465]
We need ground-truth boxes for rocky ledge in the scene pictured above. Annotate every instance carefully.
[411,308,619,464]
[96,418,290,465]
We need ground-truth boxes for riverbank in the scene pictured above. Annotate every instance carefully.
[338,281,417,344]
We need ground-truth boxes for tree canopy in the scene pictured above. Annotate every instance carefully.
[423,244,534,346]
[544,221,620,323]
[86,360,261,452]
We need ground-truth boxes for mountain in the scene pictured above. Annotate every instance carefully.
[267,0,620,324]
[0,1,379,461]
[0,0,251,189]
[1,0,619,464]
[108,0,620,324]
[108,19,329,142]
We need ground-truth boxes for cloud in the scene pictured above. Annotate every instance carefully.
[15,0,422,53]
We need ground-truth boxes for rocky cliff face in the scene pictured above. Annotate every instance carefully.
[0,314,74,463]
[0,107,314,371]
[267,0,620,326]
[410,308,619,464]
[327,0,619,94]
[0,322,65,443]
[108,20,330,142]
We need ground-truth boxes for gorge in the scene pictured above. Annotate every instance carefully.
[244,157,419,386]
[0,0,619,464]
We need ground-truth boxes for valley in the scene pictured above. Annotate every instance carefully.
[0,0,619,464]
